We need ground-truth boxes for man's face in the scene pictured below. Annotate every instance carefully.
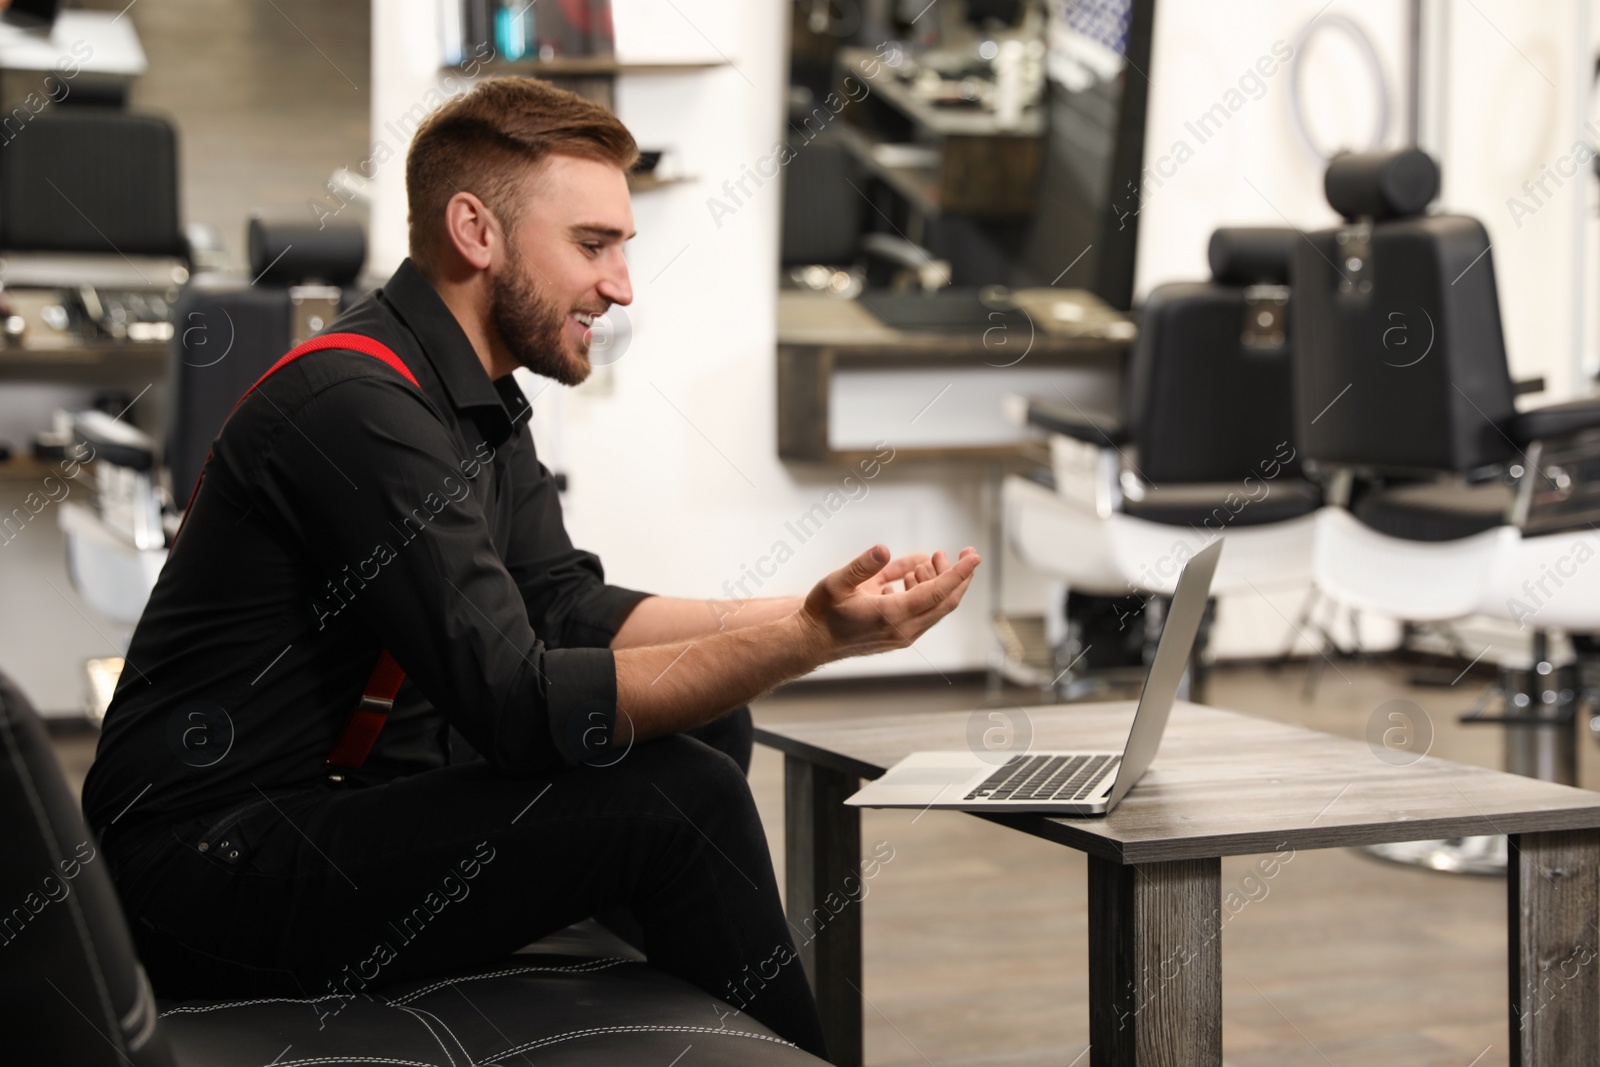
[489,154,634,385]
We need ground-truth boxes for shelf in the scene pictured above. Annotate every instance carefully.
[0,342,166,383]
[816,443,1049,466]
[0,453,83,486]
[834,50,1043,217]
[835,124,943,217]
[479,56,727,77]
[835,121,1039,218]
[838,48,1045,138]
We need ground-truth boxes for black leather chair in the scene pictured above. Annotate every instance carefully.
[0,670,824,1065]
[165,217,367,503]
[55,220,368,651]
[1003,227,1320,693]
[0,108,186,261]
[1292,149,1526,539]
[1292,148,1600,869]
[0,111,189,645]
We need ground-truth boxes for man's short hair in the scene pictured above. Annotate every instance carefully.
[405,77,638,269]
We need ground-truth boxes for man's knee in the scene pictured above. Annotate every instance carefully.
[685,705,753,775]
[671,732,748,790]
[630,734,755,822]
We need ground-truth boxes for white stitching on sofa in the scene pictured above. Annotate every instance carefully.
[385,958,632,1006]
[158,959,633,1017]
[245,1058,439,1066]
[244,1027,798,1067]
[484,1024,798,1061]
[160,994,353,1016]
[392,1005,465,1067]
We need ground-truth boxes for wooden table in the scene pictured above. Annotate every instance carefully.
[756,701,1600,1067]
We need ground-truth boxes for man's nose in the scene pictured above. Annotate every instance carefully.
[599,260,633,308]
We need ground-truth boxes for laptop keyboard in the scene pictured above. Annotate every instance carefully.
[963,754,1120,803]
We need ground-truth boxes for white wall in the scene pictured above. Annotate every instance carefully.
[371,1,1006,677]
[1133,1,1409,295]
[1428,0,1594,396]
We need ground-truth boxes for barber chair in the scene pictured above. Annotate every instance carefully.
[163,217,368,500]
[1292,147,1600,873]
[56,218,368,711]
[0,671,824,1065]
[59,412,167,626]
[1002,227,1319,698]
[0,109,188,705]
[0,108,188,266]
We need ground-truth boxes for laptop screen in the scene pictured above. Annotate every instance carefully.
[1104,538,1223,808]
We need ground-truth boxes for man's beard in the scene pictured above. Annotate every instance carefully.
[489,254,592,386]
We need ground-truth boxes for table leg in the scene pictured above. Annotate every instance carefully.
[1088,854,1221,1067]
[784,754,863,1067]
[1508,829,1600,1066]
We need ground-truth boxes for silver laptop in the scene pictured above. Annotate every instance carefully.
[845,539,1222,816]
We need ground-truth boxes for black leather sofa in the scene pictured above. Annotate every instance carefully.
[0,671,827,1066]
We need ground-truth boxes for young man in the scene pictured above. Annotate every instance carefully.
[82,78,978,1057]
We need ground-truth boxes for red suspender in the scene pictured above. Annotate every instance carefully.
[178,332,421,776]
[325,648,406,773]
[176,332,421,523]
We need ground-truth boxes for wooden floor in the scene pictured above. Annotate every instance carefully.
[47,657,1584,1065]
[747,659,1593,1067]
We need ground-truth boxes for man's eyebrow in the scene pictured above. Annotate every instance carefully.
[571,224,635,241]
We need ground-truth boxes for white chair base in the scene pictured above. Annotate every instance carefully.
[1003,474,1315,597]
[1315,506,1600,630]
[1359,835,1506,875]
[59,500,166,629]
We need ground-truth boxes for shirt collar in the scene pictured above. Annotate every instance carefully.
[380,258,520,443]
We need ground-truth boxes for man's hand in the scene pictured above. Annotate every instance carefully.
[612,544,978,747]
[798,544,980,663]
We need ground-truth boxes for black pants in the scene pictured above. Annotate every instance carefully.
[106,708,827,1058]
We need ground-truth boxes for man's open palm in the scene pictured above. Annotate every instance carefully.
[801,544,980,661]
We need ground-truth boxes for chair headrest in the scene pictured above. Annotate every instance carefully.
[0,110,185,259]
[1324,148,1440,221]
[1207,227,1295,286]
[247,217,365,286]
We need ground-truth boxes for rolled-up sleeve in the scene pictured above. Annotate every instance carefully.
[259,375,619,769]
[542,646,623,765]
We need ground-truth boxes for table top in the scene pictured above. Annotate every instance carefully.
[755,701,1600,864]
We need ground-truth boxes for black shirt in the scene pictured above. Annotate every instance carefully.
[82,259,650,844]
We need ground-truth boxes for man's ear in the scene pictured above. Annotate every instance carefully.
[443,190,500,271]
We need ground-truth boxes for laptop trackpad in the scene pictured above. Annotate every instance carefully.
[880,765,977,786]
